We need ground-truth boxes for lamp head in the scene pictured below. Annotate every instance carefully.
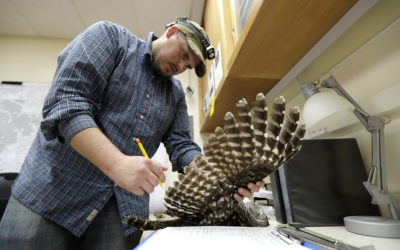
[300,81,353,132]
[300,82,320,100]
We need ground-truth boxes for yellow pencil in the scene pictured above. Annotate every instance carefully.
[136,138,163,188]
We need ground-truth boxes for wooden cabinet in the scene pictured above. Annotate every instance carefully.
[198,0,357,132]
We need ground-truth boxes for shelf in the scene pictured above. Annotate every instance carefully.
[198,0,357,132]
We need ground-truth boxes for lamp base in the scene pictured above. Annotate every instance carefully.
[344,216,400,238]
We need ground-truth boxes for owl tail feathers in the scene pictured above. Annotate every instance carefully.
[124,216,196,231]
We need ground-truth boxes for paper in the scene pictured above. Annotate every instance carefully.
[137,226,308,250]
[203,94,209,115]
[209,96,216,117]
[149,144,166,213]
[254,189,274,200]
[207,62,215,98]
[214,44,223,91]
[207,63,215,116]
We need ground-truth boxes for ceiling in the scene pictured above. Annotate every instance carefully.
[0,0,205,40]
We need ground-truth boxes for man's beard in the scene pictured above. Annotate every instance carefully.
[152,60,167,78]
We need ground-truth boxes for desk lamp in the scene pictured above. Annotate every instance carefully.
[300,76,400,238]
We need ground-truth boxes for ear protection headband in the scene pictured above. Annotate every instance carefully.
[166,17,215,60]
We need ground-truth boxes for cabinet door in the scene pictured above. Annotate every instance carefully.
[198,0,357,132]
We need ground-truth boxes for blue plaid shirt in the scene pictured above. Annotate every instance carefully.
[12,21,202,237]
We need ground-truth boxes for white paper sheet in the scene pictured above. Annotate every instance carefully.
[137,226,308,250]
[149,143,166,213]
[214,44,223,91]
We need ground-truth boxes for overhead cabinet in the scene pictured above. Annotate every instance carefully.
[198,0,357,132]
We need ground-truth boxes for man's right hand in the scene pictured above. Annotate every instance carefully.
[70,127,167,196]
[110,155,167,195]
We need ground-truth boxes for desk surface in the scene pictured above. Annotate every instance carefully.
[139,223,400,250]
[268,219,400,250]
[309,225,400,250]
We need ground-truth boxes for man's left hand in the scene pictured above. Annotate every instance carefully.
[234,180,265,202]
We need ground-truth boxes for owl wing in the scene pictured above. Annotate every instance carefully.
[206,94,305,187]
[125,93,306,230]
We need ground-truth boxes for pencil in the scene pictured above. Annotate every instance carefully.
[135,138,163,188]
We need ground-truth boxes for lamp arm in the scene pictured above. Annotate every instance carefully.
[320,77,398,219]
[320,77,370,126]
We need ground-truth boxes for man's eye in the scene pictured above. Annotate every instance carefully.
[181,50,189,60]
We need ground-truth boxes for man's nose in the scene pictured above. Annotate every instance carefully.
[177,61,186,72]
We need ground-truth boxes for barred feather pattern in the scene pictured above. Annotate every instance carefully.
[125,93,306,230]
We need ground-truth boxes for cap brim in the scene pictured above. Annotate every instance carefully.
[195,62,206,77]
[184,34,206,78]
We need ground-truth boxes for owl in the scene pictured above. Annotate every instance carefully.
[125,93,306,230]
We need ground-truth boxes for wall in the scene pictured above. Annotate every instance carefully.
[0,36,69,83]
[274,3,400,216]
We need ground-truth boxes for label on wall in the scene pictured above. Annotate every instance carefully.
[214,44,223,91]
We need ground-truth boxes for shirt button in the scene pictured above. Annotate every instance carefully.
[146,94,150,99]
[140,115,144,119]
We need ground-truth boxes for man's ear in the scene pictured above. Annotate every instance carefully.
[166,26,179,38]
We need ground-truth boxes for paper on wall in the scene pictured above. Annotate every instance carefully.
[214,44,223,91]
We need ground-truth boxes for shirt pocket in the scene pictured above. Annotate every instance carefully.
[139,98,175,140]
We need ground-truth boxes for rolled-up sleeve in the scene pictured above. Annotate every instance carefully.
[162,82,202,172]
[40,21,119,143]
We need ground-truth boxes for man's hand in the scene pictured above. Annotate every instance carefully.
[110,155,167,196]
[70,127,167,196]
[234,180,265,202]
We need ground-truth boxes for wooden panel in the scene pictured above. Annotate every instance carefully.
[202,0,235,75]
[200,77,279,132]
[198,0,235,124]
[198,0,358,132]
[228,0,358,79]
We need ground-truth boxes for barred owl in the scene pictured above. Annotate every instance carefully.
[125,93,306,230]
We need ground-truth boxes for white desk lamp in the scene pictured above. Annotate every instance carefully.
[300,76,400,238]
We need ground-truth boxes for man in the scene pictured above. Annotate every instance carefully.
[0,19,264,249]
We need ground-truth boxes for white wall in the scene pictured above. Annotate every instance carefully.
[285,18,400,217]
[0,36,69,83]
